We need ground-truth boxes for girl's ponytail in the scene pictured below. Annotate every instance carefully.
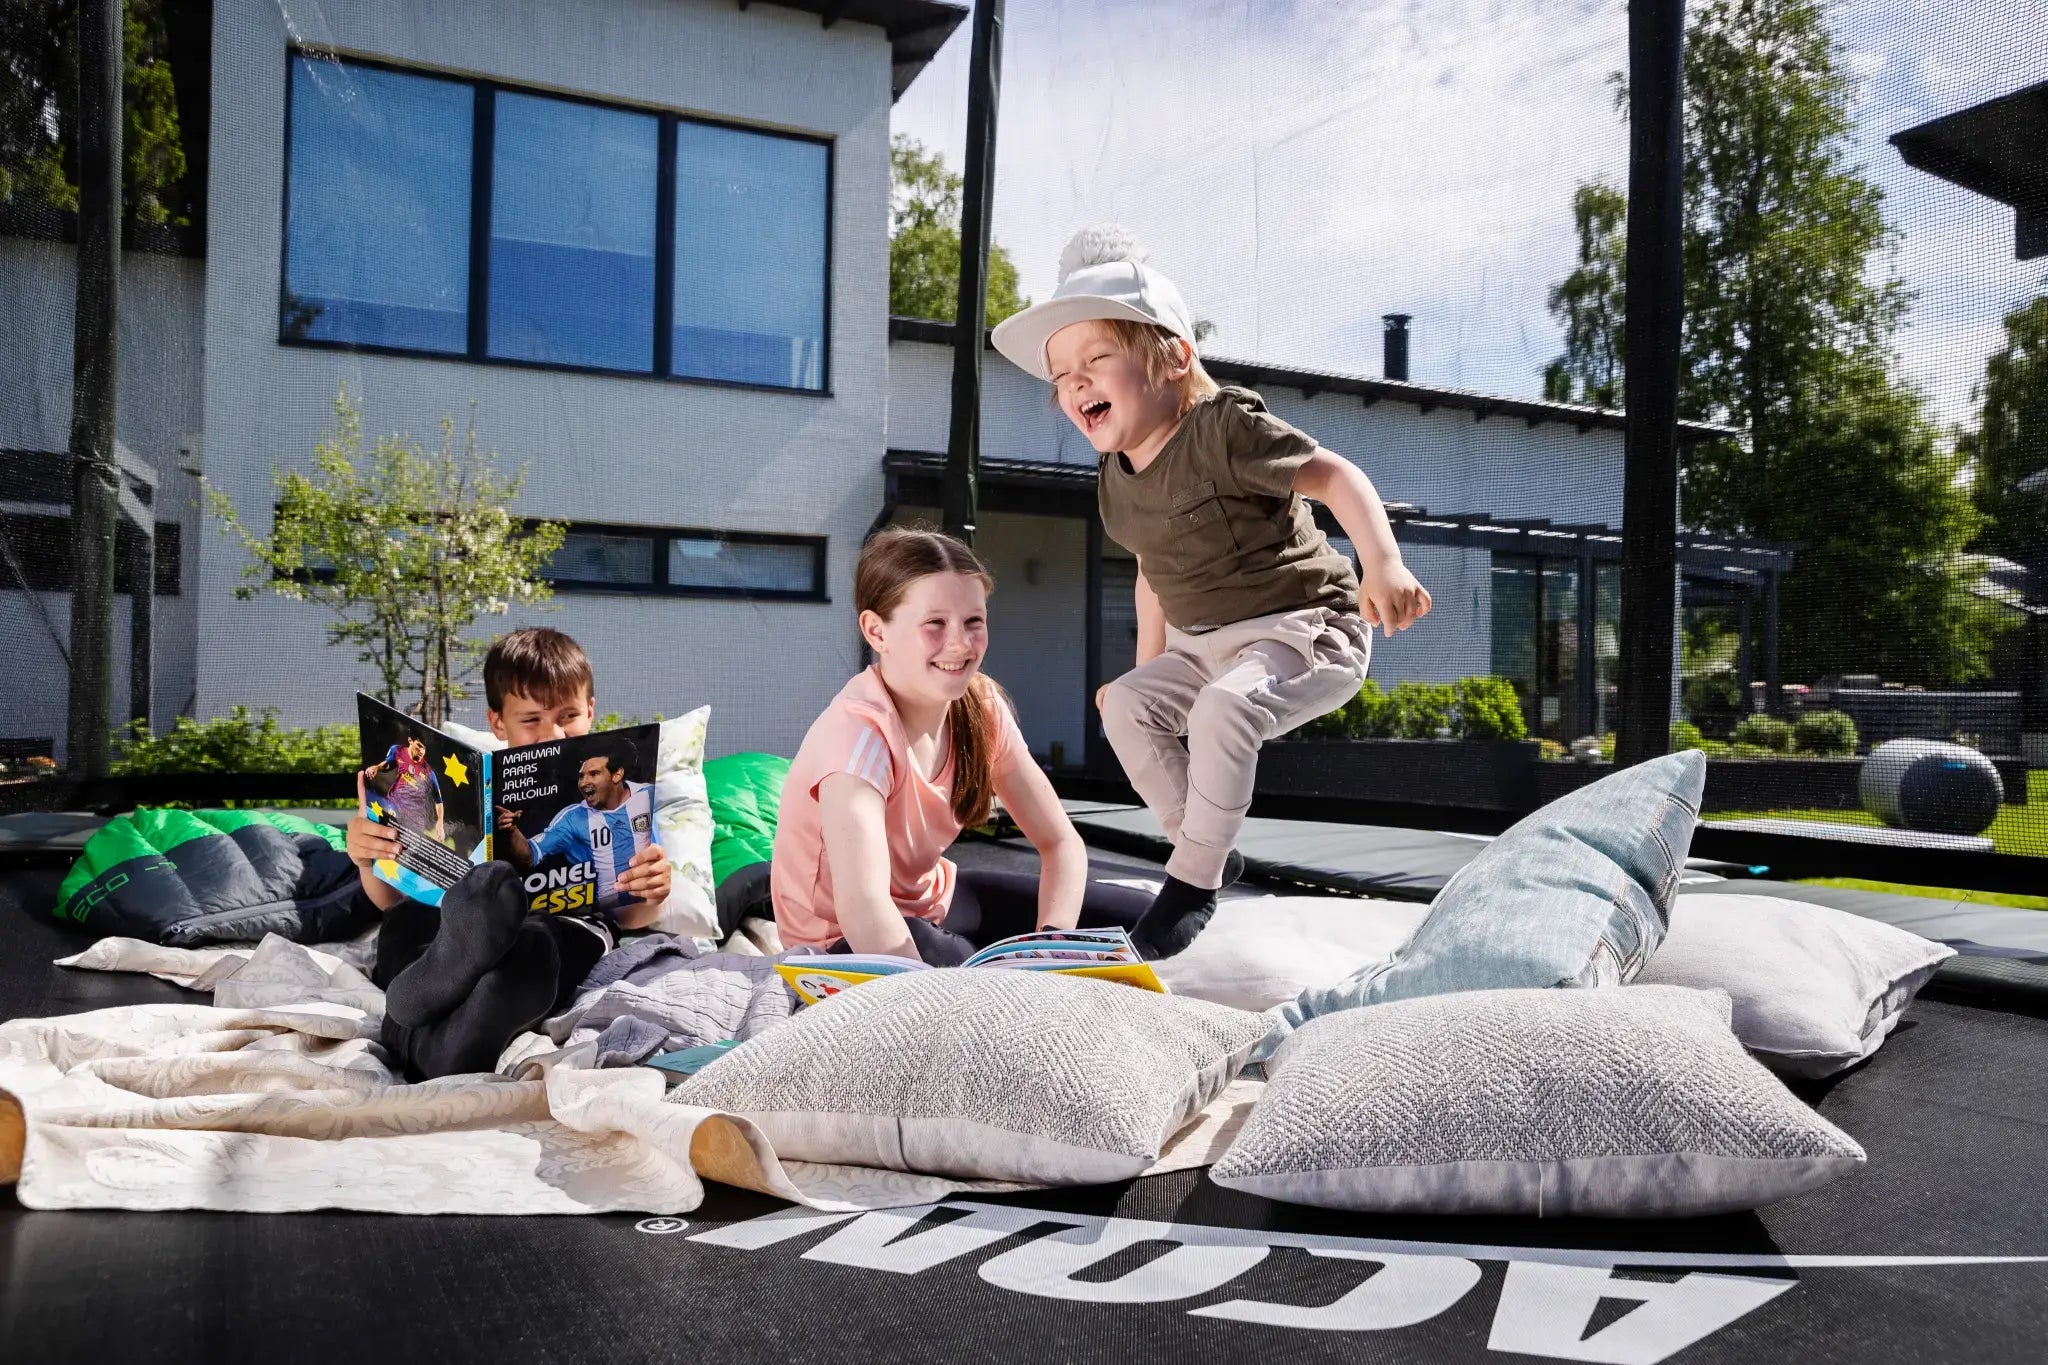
[947,673,1006,828]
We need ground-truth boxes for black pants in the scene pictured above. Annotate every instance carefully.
[832,868,1152,967]
[371,895,607,1082]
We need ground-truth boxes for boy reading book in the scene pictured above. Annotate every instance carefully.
[344,628,669,1081]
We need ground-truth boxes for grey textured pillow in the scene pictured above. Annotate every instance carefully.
[1266,751,1705,1053]
[1213,986,1864,1217]
[1636,894,1954,1077]
[673,969,1269,1184]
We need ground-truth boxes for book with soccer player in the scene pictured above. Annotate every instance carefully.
[356,694,660,917]
[775,927,1165,1005]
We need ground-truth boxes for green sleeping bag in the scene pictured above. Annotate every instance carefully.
[704,752,790,887]
[56,808,373,946]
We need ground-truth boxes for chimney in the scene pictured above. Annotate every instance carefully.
[1382,314,1412,382]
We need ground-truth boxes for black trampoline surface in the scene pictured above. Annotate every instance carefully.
[4,846,2047,1364]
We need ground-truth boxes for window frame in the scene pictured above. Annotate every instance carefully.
[278,49,834,396]
[540,521,829,603]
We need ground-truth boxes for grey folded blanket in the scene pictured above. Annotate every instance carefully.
[544,935,795,1067]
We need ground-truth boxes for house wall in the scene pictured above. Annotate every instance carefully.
[195,0,899,756]
[0,238,207,752]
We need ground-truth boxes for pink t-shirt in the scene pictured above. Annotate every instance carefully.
[772,666,1024,950]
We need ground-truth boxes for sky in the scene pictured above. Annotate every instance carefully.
[890,0,2048,431]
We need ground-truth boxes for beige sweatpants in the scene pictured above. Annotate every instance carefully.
[1101,606,1372,889]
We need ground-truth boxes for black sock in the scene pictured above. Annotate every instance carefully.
[383,862,529,1029]
[1219,849,1245,890]
[386,922,561,1081]
[1131,875,1219,961]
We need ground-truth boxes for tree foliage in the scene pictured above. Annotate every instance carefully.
[207,388,567,726]
[1543,0,1996,686]
[889,134,1028,325]
[0,0,189,225]
[1959,294,2048,564]
[1542,182,1627,407]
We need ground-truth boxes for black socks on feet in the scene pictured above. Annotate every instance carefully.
[383,862,528,1029]
[1131,851,1243,961]
[386,923,562,1082]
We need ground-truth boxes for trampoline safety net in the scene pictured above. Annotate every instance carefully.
[1,0,2044,894]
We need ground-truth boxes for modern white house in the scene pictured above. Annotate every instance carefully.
[1,0,1767,769]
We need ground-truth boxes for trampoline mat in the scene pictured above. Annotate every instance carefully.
[4,857,2047,1363]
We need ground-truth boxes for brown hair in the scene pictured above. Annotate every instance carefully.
[855,526,1006,827]
[1100,318,1220,413]
[484,628,594,712]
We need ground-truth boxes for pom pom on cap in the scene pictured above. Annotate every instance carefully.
[1058,224,1150,284]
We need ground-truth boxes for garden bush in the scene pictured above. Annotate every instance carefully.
[1449,676,1529,742]
[113,707,359,776]
[1792,709,1859,756]
[1670,720,1706,751]
[1294,677,1525,743]
[1388,682,1455,740]
[1729,714,1794,753]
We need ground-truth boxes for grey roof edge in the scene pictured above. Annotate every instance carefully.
[756,1,968,100]
[888,315,1742,444]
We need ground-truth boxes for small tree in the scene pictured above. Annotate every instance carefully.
[890,135,1028,325]
[1541,182,1627,408]
[208,387,566,725]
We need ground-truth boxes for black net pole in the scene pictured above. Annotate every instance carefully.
[65,0,124,778]
[943,0,1004,546]
[1615,0,1685,767]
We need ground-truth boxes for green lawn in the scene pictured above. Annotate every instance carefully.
[1791,877,2048,912]
[1705,770,2048,858]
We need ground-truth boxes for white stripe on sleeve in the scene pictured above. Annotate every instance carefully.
[845,726,894,794]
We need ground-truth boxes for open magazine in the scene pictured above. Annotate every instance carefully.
[776,926,1165,1005]
[356,694,660,917]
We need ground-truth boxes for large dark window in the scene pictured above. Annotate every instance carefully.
[542,523,827,601]
[1490,553,1620,740]
[281,54,831,391]
[489,93,659,370]
[283,58,473,352]
[0,514,182,596]
[673,122,829,389]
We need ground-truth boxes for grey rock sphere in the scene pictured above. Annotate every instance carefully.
[1859,739,2004,836]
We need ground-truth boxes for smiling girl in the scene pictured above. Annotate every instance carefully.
[771,527,1147,964]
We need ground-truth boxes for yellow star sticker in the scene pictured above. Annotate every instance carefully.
[368,800,386,821]
[374,858,400,879]
[442,753,470,787]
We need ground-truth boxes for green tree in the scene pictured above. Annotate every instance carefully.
[0,0,189,225]
[1959,294,2048,562]
[890,134,1027,325]
[1543,0,1992,686]
[207,387,568,726]
[1542,182,1627,407]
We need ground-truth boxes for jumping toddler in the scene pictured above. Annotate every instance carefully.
[991,226,1432,958]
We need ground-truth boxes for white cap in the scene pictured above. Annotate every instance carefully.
[990,225,1197,382]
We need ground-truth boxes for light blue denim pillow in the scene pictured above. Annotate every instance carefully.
[1261,750,1705,1056]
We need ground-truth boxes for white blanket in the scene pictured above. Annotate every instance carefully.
[0,915,1344,1216]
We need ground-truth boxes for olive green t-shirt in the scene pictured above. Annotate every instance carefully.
[1097,387,1360,631]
